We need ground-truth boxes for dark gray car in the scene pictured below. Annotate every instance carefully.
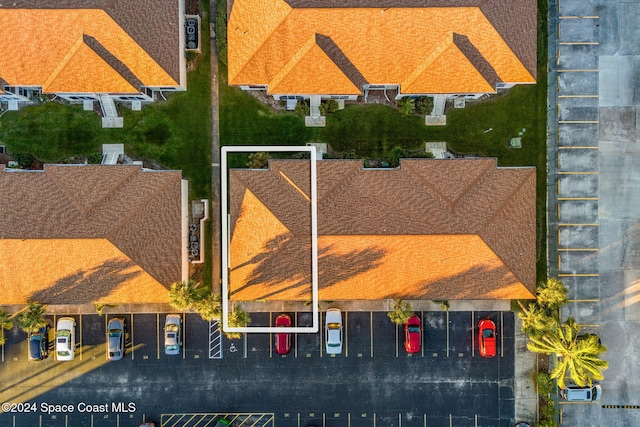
[107,317,125,360]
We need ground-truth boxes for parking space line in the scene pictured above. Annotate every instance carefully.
[320,311,323,358]
[421,311,424,358]
[345,311,349,358]
[104,315,108,359]
[500,312,504,358]
[157,313,160,359]
[423,414,426,427]
[373,413,376,427]
[558,223,599,226]
[568,299,600,303]
[297,413,300,427]
[209,320,224,359]
[79,314,83,361]
[558,95,599,99]
[348,412,350,427]
[370,311,374,358]
[557,197,598,201]
[294,313,298,359]
[471,311,475,357]
[243,333,248,358]
[398,413,401,427]
[395,323,399,358]
[557,69,598,73]
[446,310,450,358]
[475,414,478,427]
[558,273,599,277]
[269,312,273,359]
[557,145,599,149]
[558,42,599,45]
[559,15,599,19]
[322,412,326,427]
[131,313,135,360]
[449,414,452,426]
[557,171,599,175]
[558,248,598,251]
[182,313,186,360]
[558,120,599,124]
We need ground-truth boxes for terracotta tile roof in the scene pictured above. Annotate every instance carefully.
[0,2,182,93]
[0,165,183,305]
[229,159,536,301]
[228,0,536,95]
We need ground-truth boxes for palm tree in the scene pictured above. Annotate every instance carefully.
[195,292,222,321]
[169,280,198,311]
[537,278,568,313]
[0,309,14,346]
[18,302,48,334]
[387,299,413,325]
[224,304,251,339]
[517,301,554,337]
[526,317,608,388]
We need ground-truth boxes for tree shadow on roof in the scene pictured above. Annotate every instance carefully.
[28,258,142,304]
[406,263,527,300]
[230,233,386,300]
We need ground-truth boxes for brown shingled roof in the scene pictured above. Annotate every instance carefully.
[0,165,183,305]
[228,0,536,95]
[0,0,183,93]
[229,159,536,301]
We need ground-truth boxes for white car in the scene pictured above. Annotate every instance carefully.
[56,317,76,361]
[164,314,182,355]
[324,308,343,354]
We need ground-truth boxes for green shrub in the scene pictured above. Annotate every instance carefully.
[294,100,310,117]
[536,419,558,427]
[536,371,554,396]
[216,0,228,65]
[387,146,407,167]
[13,152,35,168]
[397,97,415,116]
[87,152,103,164]
[415,96,434,115]
[540,399,556,420]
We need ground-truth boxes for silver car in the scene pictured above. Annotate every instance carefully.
[164,314,182,355]
[324,308,343,354]
[107,317,125,360]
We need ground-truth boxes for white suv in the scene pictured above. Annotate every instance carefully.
[56,317,76,361]
[560,384,602,402]
[324,308,343,354]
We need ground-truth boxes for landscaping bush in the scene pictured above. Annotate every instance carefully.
[13,152,35,168]
[216,0,228,65]
[387,146,407,167]
[294,100,310,117]
[396,97,415,116]
[415,96,434,115]
[319,99,339,115]
[535,371,554,396]
[540,399,556,420]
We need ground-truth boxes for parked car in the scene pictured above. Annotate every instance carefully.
[56,317,76,361]
[275,314,291,355]
[325,308,343,354]
[29,325,50,361]
[404,314,421,353]
[478,319,497,358]
[560,384,602,402]
[107,317,126,360]
[164,314,182,355]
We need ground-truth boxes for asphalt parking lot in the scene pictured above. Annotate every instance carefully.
[0,310,514,427]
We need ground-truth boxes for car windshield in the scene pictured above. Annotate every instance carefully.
[58,350,70,356]
[110,351,121,358]
[408,326,420,333]
[57,330,70,337]
[328,343,340,347]
[166,344,178,351]
[483,329,495,338]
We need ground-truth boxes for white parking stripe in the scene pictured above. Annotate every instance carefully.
[182,313,186,360]
[501,312,504,358]
[79,314,83,361]
[345,312,348,358]
[131,314,134,360]
[471,311,475,358]
[157,313,160,359]
[370,311,374,358]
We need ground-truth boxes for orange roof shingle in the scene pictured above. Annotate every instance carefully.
[229,0,536,95]
[0,9,178,93]
[0,165,183,305]
[229,159,537,301]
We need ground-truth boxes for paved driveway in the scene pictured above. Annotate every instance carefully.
[548,0,640,425]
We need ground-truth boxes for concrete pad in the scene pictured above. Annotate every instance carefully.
[559,71,599,96]
[559,251,600,273]
[599,107,636,141]
[558,149,599,172]
[558,200,599,223]
[600,56,640,106]
[559,19,599,42]
[558,44,599,69]
[559,225,599,248]
[558,123,599,147]
[558,174,598,198]
[597,3,621,56]
[558,104,599,122]
[425,115,446,126]
[561,301,600,324]
[561,275,601,300]
[599,220,640,271]
[599,141,640,218]
[558,0,597,17]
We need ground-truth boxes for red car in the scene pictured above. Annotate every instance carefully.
[478,319,497,358]
[275,314,291,355]
[404,314,421,353]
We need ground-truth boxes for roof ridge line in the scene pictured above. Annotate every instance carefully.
[401,160,454,213]
[45,165,88,217]
[82,167,141,218]
[229,173,293,236]
[317,161,361,205]
[105,172,181,242]
[268,33,318,91]
[228,0,293,83]
[449,159,496,209]
[401,33,454,90]
[42,34,85,92]
[477,168,534,236]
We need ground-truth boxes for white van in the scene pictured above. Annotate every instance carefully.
[560,384,602,402]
